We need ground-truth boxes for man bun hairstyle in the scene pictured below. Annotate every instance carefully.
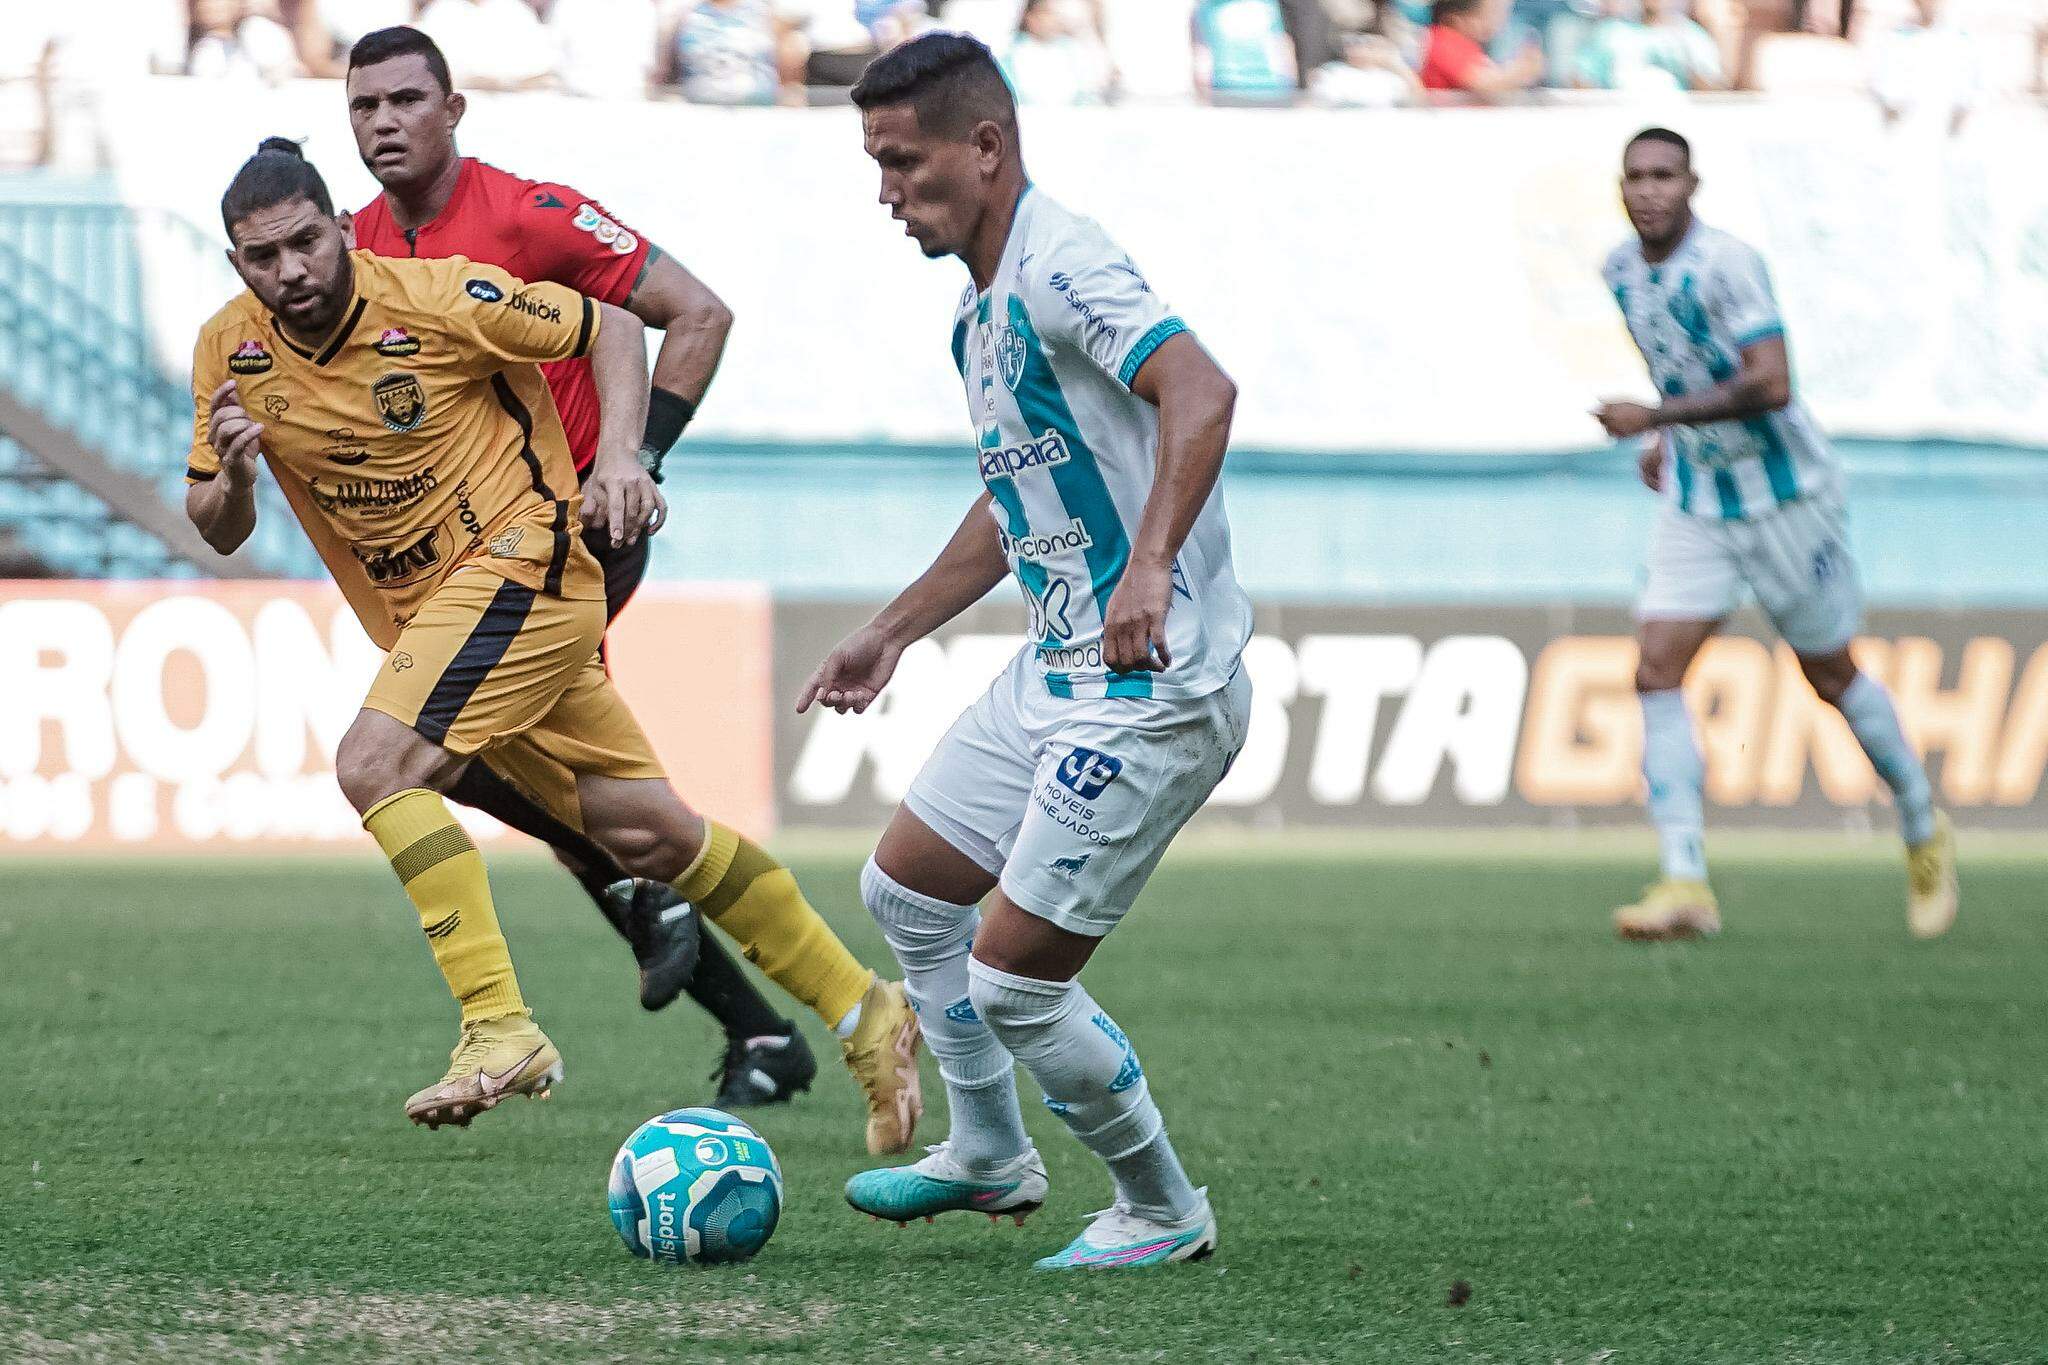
[221,137,336,238]
[348,25,454,95]
[850,31,1016,139]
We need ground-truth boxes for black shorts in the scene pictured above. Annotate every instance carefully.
[581,520,651,626]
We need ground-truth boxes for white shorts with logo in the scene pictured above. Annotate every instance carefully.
[903,649,1252,937]
[1637,494,1862,655]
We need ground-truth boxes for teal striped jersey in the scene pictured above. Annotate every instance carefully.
[1602,221,1839,520]
[955,187,1252,702]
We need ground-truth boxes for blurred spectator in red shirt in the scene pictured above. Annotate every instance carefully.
[1420,0,1544,93]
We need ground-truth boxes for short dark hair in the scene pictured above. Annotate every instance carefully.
[1626,126,1693,167]
[1430,0,1484,22]
[348,25,454,94]
[850,32,1015,138]
[221,137,336,238]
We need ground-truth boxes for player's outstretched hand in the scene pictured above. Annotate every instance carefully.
[1636,438,1663,492]
[584,457,667,548]
[797,623,904,715]
[1593,399,1658,441]
[1102,558,1173,674]
[206,380,265,488]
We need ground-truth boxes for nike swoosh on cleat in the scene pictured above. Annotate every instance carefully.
[476,1046,545,1097]
[1080,1237,1182,1266]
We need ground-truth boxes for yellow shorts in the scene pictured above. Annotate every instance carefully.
[363,566,665,825]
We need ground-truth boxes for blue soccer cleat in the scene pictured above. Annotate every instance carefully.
[846,1144,1048,1227]
[1032,1191,1218,1270]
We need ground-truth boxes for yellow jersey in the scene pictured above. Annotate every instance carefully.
[188,250,608,650]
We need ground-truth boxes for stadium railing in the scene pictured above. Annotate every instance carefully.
[0,202,314,578]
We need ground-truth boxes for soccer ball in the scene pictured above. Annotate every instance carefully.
[607,1107,783,1265]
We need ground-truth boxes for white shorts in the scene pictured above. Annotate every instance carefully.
[1636,495,1862,655]
[903,650,1253,937]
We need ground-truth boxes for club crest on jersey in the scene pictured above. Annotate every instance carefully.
[464,278,504,304]
[228,340,272,375]
[1056,747,1123,800]
[373,327,421,358]
[995,325,1026,391]
[371,371,427,432]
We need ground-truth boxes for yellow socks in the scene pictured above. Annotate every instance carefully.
[364,788,525,1025]
[676,820,873,1030]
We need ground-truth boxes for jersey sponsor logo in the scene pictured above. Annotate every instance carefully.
[351,525,446,587]
[995,325,1026,391]
[373,327,421,358]
[507,291,562,325]
[999,517,1092,564]
[371,371,428,432]
[1050,854,1090,879]
[227,340,272,375]
[1056,746,1123,799]
[531,190,567,210]
[572,203,638,257]
[464,278,504,304]
[323,427,370,466]
[488,526,525,559]
[1047,272,1119,347]
[307,470,439,518]
[979,429,1072,481]
[1028,578,1075,643]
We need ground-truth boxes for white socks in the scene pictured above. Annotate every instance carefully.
[1834,672,1937,847]
[967,958,1199,1224]
[1640,688,1708,882]
[860,859,1029,1171]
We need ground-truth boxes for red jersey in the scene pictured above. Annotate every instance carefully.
[354,158,652,475]
[1420,26,1490,91]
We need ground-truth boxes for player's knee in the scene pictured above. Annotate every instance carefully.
[1802,653,1858,705]
[862,857,974,939]
[596,823,673,881]
[966,959,1070,1048]
[1635,657,1686,694]
[334,729,415,815]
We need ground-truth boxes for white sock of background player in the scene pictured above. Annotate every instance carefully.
[969,959,1201,1224]
[1832,672,1937,846]
[1640,687,1709,882]
[861,859,1031,1171]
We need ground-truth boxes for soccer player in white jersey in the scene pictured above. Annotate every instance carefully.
[1595,127,1959,942]
[798,32,1254,1269]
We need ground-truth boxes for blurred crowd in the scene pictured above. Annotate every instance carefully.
[2,0,2044,167]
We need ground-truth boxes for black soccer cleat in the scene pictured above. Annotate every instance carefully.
[712,1029,817,1108]
[603,878,702,1012]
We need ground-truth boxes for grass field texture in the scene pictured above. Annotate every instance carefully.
[5,840,2046,1363]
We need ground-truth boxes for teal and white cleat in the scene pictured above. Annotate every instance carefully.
[1033,1192,1218,1270]
[846,1144,1047,1227]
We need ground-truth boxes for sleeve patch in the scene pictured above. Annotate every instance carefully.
[1117,317,1189,388]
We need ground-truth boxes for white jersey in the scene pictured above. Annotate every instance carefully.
[955,187,1252,702]
[1602,221,1840,521]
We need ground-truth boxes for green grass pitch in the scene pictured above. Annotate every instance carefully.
[4,838,2046,1363]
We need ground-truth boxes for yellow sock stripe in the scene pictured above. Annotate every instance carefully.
[674,820,741,904]
[691,835,781,921]
[391,825,477,887]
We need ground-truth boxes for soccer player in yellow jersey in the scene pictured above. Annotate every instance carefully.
[186,138,923,1149]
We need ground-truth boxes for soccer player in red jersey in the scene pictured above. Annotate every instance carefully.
[343,26,819,1109]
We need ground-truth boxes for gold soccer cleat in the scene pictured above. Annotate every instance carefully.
[840,977,924,1156]
[1907,811,1959,941]
[405,1012,562,1130]
[1613,879,1721,942]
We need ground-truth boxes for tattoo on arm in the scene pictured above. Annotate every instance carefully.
[624,243,665,308]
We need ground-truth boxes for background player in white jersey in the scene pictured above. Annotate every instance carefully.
[1595,127,1959,943]
[798,32,1254,1269]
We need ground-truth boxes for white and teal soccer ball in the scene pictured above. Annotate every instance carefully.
[607,1107,783,1265]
